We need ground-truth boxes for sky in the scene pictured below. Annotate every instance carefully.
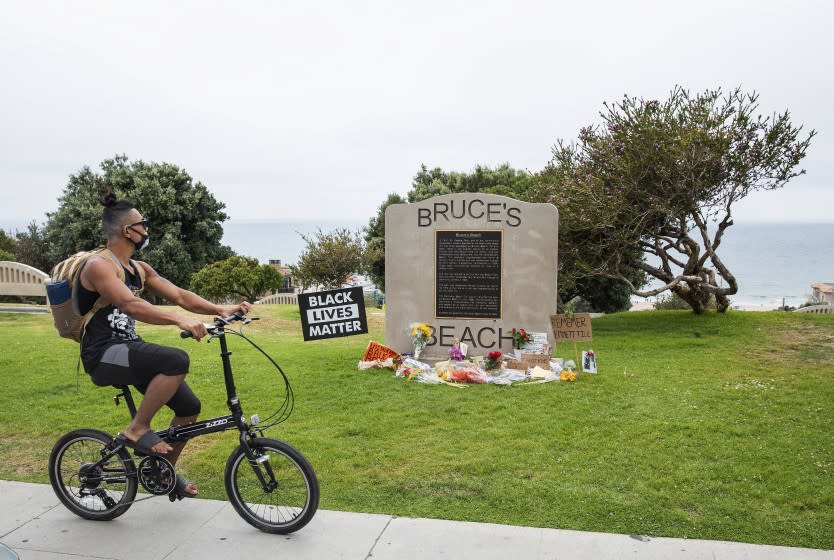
[1,0,832,228]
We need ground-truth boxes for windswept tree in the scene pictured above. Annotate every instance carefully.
[190,255,282,303]
[292,228,364,290]
[44,155,234,288]
[539,87,814,313]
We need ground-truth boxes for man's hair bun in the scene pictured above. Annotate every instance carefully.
[100,191,118,208]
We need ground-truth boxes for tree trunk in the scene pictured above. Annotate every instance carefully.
[715,293,731,313]
[673,284,711,315]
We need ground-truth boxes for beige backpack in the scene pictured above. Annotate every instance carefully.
[47,248,147,343]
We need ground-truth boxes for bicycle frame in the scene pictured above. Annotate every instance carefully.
[114,328,252,446]
[99,319,278,490]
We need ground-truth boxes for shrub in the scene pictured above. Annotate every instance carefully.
[654,292,713,310]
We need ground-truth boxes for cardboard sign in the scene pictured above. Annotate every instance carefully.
[299,287,368,341]
[521,353,551,369]
[504,354,552,371]
[550,313,593,342]
[504,358,527,371]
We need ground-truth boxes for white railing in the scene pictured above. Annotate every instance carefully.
[794,305,834,314]
[0,261,49,297]
[256,293,299,305]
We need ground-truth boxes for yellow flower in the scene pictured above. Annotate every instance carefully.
[410,323,432,343]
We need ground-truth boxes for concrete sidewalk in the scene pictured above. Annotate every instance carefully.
[1,480,831,560]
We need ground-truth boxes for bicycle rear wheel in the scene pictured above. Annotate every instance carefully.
[49,428,137,521]
[224,437,319,534]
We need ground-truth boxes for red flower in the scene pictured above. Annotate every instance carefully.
[510,328,533,349]
[487,351,502,360]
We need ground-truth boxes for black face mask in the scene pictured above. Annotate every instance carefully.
[133,232,149,251]
[127,227,150,251]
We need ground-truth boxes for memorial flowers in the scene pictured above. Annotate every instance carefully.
[560,369,577,382]
[561,359,577,382]
[483,351,503,371]
[448,339,464,361]
[410,322,432,359]
[511,328,532,350]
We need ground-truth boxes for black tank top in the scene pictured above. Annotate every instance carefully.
[77,261,144,372]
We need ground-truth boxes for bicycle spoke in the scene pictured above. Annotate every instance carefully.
[232,448,310,526]
[53,434,133,516]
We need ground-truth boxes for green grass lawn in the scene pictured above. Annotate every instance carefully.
[0,307,832,549]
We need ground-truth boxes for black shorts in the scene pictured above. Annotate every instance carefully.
[90,341,200,417]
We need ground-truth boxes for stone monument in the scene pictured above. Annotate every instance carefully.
[385,193,558,358]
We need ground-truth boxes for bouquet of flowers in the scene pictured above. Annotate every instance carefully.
[411,323,431,344]
[511,328,532,350]
[410,323,432,358]
[448,342,464,361]
[483,351,503,371]
[561,359,577,382]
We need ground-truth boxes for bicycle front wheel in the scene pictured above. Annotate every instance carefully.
[49,428,137,521]
[224,437,319,534]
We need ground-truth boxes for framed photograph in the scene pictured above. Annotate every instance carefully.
[582,350,597,374]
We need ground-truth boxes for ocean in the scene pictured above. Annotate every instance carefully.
[637,222,834,309]
[3,218,832,308]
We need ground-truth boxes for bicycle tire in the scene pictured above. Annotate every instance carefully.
[224,437,319,533]
[49,428,138,521]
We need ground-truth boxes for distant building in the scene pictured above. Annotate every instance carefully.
[269,259,294,293]
[811,282,834,305]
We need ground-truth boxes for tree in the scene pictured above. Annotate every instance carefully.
[190,255,282,303]
[407,163,536,202]
[44,155,234,288]
[0,248,14,261]
[0,229,16,255]
[362,192,406,292]
[292,228,364,290]
[539,87,814,313]
[570,275,634,313]
[13,222,50,272]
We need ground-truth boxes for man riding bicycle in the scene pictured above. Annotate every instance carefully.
[78,191,251,498]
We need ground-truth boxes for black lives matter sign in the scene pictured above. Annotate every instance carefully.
[298,287,368,341]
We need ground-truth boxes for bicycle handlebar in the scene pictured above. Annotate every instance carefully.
[180,311,259,339]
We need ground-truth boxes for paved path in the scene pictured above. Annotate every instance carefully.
[0,481,831,560]
[0,307,48,314]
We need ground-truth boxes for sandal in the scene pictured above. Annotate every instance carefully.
[169,474,198,501]
[117,430,166,456]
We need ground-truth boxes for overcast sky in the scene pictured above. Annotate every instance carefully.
[1,0,831,227]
